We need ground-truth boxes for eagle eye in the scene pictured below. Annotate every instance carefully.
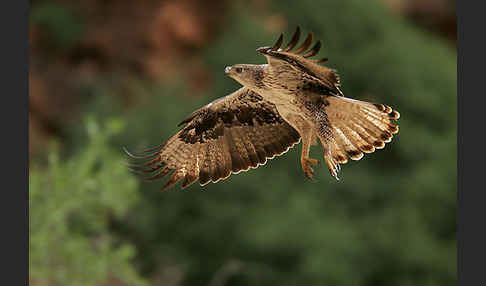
[235,67,243,74]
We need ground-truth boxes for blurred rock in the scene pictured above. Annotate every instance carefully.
[381,0,456,45]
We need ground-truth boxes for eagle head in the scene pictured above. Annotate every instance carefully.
[225,64,265,90]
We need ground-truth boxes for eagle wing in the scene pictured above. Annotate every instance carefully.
[126,87,301,190]
[257,26,343,96]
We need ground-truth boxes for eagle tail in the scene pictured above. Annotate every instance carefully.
[323,96,400,179]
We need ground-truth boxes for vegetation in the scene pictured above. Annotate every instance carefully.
[29,118,147,286]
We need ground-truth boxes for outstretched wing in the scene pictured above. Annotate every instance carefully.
[257,26,342,96]
[126,87,301,190]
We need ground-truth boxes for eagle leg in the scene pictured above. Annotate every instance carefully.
[300,128,320,181]
[302,157,319,181]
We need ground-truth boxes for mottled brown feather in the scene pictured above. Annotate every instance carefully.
[130,87,301,189]
[257,27,341,94]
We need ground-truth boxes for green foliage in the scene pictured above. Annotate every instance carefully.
[29,117,147,286]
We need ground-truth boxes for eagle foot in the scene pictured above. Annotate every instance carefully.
[306,158,320,167]
[324,156,340,181]
[301,157,319,181]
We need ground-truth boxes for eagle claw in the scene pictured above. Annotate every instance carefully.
[307,158,320,167]
[302,158,319,181]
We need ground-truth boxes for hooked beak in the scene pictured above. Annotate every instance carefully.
[224,66,232,75]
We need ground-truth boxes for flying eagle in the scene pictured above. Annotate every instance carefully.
[125,26,400,190]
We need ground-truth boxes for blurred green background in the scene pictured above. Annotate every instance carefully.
[29,0,456,285]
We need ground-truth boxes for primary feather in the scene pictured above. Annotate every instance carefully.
[128,88,301,190]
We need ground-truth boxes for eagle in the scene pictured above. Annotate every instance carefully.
[125,26,400,190]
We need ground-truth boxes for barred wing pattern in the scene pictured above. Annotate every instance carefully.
[127,87,301,190]
[323,96,400,177]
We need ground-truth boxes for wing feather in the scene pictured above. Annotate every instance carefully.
[127,87,301,190]
[236,127,260,168]
[207,140,220,182]
[257,27,342,95]
[227,127,247,173]
[246,123,268,165]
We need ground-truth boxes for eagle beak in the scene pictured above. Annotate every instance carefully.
[224,66,232,76]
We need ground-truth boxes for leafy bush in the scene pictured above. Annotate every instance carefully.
[29,117,146,286]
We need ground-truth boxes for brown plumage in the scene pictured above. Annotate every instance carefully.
[126,26,400,190]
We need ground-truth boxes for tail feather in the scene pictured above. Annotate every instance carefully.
[348,121,378,150]
[351,113,392,143]
[322,96,400,179]
[332,124,364,160]
[328,136,348,164]
[340,123,375,153]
